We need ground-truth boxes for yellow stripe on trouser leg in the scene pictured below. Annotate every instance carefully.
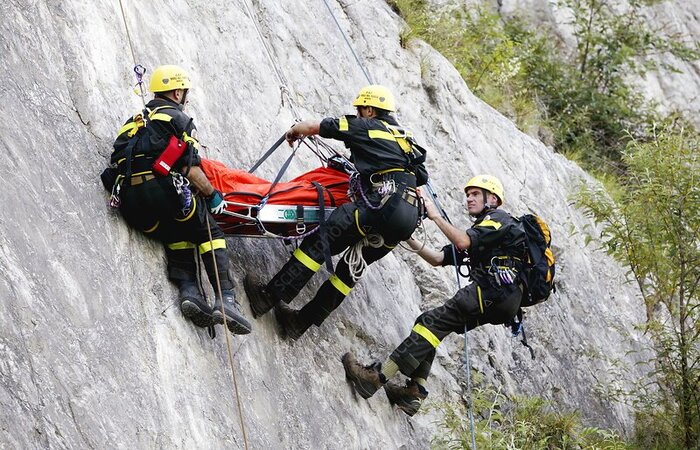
[199,239,226,254]
[329,274,352,296]
[412,323,441,348]
[293,248,321,272]
[167,241,196,250]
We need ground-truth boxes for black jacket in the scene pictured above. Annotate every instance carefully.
[442,207,527,288]
[111,97,201,173]
[319,113,428,182]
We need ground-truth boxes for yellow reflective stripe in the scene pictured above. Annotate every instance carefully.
[354,209,366,237]
[368,129,397,141]
[293,248,321,272]
[117,154,147,165]
[175,197,197,222]
[412,324,441,348]
[380,120,413,153]
[374,168,406,175]
[477,220,502,230]
[118,122,138,137]
[131,170,152,177]
[477,286,484,314]
[396,137,412,153]
[143,221,159,233]
[181,131,200,150]
[167,241,196,250]
[199,238,226,254]
[329,274,352,296]
[339,116,349,131]
[149,112,173,122]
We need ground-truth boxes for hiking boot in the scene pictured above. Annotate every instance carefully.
[385,380,429,417]
[179,282,213,328]
[274,303,311,340]
[341,352,386,399]
[243,273,277,318]
[212,289,252,335]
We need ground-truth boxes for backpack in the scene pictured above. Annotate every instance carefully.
[519,213,556,307]
[508,213,556,359]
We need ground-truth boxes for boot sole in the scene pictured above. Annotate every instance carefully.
[385,384,425,416]
[181,300,213,328]
[212,311,252,335]
[385,395,421,416]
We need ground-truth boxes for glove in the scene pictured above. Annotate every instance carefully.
[207,190,227,215]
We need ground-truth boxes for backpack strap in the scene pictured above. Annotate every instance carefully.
[510,308,535,359]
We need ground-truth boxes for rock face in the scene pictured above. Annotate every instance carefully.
[1,0,692,448]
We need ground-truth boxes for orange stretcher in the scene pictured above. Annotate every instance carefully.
[201,158,351,238]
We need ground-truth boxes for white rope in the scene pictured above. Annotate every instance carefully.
[343,234,384,282]
[240,0,303,121]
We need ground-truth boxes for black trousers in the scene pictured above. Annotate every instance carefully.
[267,190,419,326]
[119,176,231,288]
[390,282,523,380]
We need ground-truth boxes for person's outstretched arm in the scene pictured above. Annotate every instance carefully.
[405,237,445,266]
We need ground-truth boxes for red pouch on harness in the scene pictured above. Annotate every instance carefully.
[152,135,186,176]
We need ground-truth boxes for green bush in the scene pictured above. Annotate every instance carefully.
[429,384,629,449]
[575,124,700,449]
[388,0,700,176]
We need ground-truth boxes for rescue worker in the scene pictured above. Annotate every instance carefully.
[342,175,526,416]
[244,85,428,339]
[110,65,251,334]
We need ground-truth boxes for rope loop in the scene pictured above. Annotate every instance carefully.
[343,234,384,282]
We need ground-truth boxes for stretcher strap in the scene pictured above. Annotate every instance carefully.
[260,139,303,205]
[312,181,333,272]
[248,133,286,173]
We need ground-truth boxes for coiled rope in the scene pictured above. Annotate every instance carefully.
[343,234,385,282]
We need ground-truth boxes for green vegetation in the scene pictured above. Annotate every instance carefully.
[386,1,700,447]
[576,124,700,449]
[387,0,699,175]
[430,380,628,449]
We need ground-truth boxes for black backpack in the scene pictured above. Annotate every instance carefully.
[519,213,556,306]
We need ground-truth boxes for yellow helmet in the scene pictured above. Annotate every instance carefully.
[149,65,191,93]
[464,175,505,205]
[352,85,396,112]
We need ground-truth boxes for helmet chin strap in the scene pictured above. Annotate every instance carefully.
[179,89,189,106]
[480,189,494,213]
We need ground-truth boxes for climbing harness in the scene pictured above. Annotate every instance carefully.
[488,256,520,286]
